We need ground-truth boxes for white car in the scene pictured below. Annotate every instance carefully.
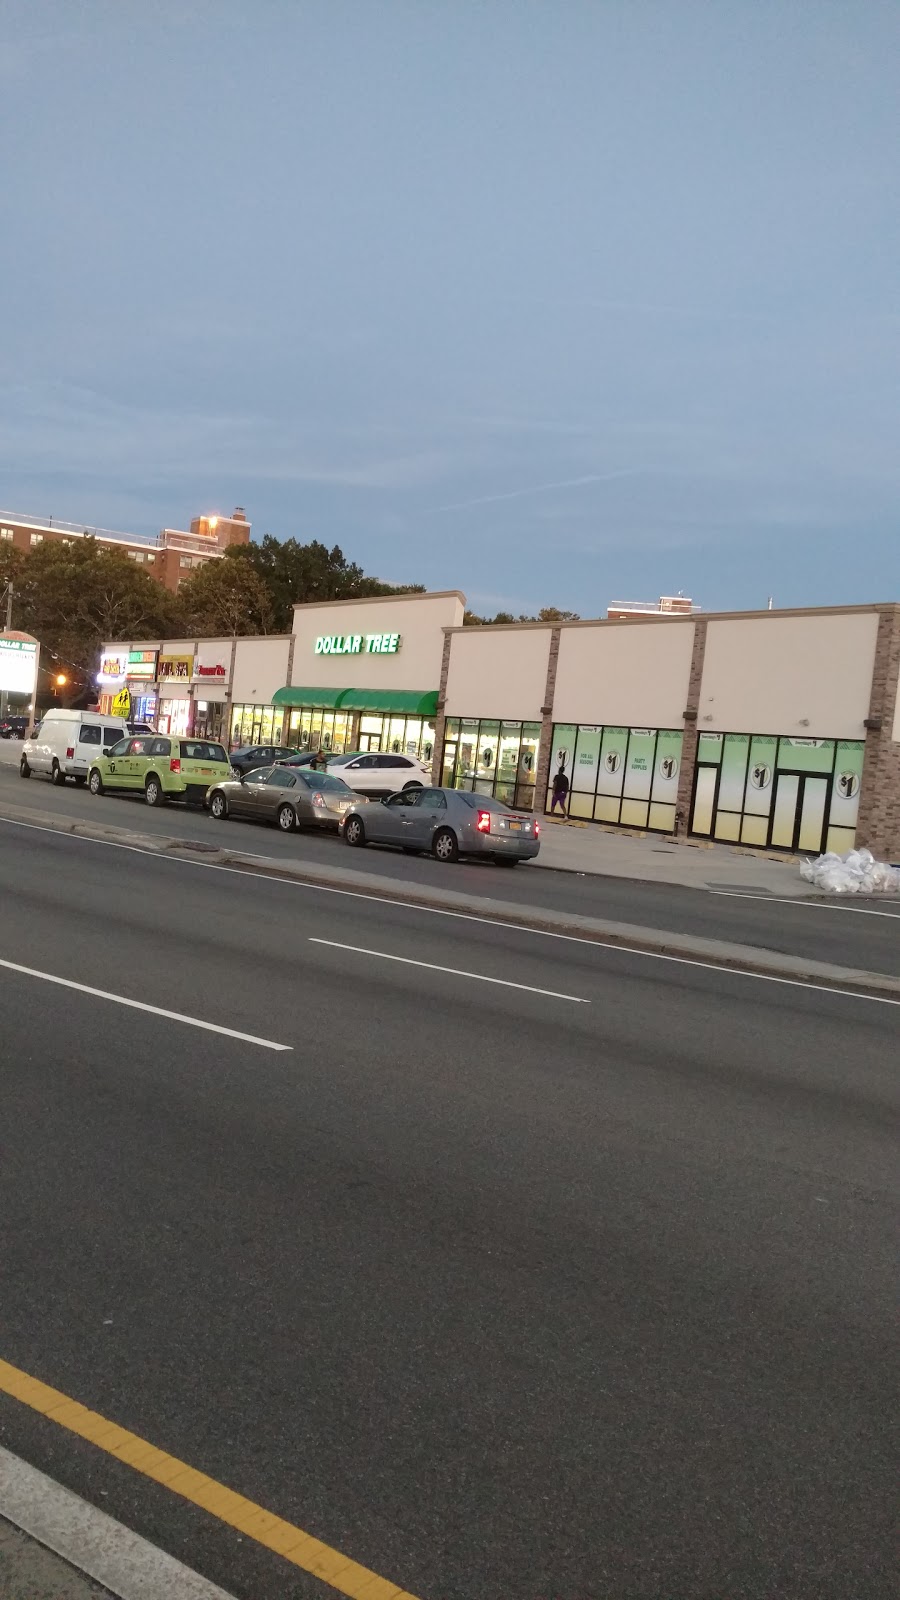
[325,750,430,796]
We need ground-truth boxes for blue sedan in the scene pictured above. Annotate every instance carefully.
[342,786,540,865]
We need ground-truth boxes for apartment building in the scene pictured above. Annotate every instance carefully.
[0,507,251,592]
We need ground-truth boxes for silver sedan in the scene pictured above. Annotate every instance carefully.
[207,767,356,832]
[342,786,540,865]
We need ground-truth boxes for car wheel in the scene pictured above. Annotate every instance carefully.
[145,775,165,807]
[209,790,228,820]
[19,757,31,778]
[432,827,458,864]
[231,765,242,780]
[277,804,295,832]
[51,760,66,786]
[344,816,366,848]
[88,768,104,796]
[402,780,423,793]
[494,855,520,867]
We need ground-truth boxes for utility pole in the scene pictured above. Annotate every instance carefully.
[0,581,11,718]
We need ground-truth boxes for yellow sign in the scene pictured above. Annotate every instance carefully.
[158,654,193,682]
[112,687,131,718]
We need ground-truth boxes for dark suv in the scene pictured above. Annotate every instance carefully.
[229,743,299,777]
[0,716,29,739]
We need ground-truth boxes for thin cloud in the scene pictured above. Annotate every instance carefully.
[425,468,646,515]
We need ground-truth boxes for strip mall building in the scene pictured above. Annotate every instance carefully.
[98,591,900,859]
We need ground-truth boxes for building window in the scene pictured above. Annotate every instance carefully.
[441,718,540,810]
[30,533,43,546]
[689,732,863,855]
[128,550,144,561]
[546,723,682,832]
[180,556,193,569]
[0,528,13,542]
[145,553,155,563]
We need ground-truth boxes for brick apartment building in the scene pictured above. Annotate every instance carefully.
[0,506,251,592]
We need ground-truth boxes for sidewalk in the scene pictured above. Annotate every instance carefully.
[534,813,818,896]
[0,1517,113,1598]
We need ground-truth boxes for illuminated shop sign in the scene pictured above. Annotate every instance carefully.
[127,649,158,681]
[98,652,127,683]
[0,637,38,696]
[158,654,194,681]
[315,633,401,656]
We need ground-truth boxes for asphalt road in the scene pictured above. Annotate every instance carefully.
[2,760,900,976]
[0,822,897,1599]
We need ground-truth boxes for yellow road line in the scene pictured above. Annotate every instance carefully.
[0,1357,421,1600]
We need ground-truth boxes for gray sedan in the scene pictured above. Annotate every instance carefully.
[207,767,357,832]
[342,786,540,865]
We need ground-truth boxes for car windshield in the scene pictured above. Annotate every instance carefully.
[297,773,354,794]
[180,741,227,761]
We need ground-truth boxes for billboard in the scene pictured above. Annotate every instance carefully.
[0,635,38,697]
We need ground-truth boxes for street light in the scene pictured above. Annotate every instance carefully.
[55,673,67,688]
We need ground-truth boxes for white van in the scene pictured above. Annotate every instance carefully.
[21,710,131,786]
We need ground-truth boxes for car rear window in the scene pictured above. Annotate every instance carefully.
[104,726,124,744]
[78,725,103,745]
[179,741,227,761]
[458,792,511,813]
[297,772,353,793]
[150,738,171,756]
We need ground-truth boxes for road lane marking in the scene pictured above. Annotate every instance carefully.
[309,937,590,1001]
[710,890,900,918]
[1,817,898,1007]
[0,956,291,1052]
[0,1358,420,1600]
[0,1445,238,1600]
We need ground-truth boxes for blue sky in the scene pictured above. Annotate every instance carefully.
[2,0,898,614]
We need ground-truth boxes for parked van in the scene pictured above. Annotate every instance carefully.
[21,710,131,786]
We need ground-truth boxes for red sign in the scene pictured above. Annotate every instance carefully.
[196,664,226,677]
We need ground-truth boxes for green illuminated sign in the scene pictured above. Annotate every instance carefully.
[315,632,401,656]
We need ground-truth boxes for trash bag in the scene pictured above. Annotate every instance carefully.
[800,847,900,895]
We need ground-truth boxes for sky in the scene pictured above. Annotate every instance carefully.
[2,0,898,616]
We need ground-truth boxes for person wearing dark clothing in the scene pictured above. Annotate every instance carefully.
[550,762,570,815]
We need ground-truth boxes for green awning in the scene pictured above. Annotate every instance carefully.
[272,685,346,709]
[272,686,439,717]
[336,688,439,716]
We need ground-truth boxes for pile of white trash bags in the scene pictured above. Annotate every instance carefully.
[800,848,900,895]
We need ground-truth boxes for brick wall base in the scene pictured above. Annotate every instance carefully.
[856,606,900,860]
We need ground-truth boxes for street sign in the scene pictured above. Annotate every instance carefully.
[112,687,131,718]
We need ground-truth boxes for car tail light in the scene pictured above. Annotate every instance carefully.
[170,758,181,773]
[312,792,325,807]
[534,821,540,837]
[476,810,492,833]
[66,746,75,759]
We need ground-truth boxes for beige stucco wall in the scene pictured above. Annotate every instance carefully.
[552,620,696,728]
[231,637,292,704]
[699,613,878,738]
[290,592,464,691]
[444,628,553,721]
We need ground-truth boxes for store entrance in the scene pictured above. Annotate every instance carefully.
[769,771,830,853]
[358,732,382,752]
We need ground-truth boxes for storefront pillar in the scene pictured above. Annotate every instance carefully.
[856,604,900,860]
[432,630,454,782]
[222,637,239,747]
[675,618,708,838]
[533,627,562,813]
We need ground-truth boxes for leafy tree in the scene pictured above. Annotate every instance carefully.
[13,539,180,676]
[226,536,424,630]
[177,555,275,637]
[464,605,581,625]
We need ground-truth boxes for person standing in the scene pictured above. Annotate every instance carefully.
[550,757,570,815]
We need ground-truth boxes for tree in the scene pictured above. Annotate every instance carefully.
[464,605,581,625]
[13,539,181,679]
[226,537,424,630]
[177,556,275,637]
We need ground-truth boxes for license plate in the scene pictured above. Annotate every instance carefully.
[507,820,523,832]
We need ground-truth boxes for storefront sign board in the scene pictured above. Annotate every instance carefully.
[158,654,194,681]
[315,633,401,656]
[0,636,38,696]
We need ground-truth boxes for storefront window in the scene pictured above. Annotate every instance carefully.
[547,723,683,832]
[442,719,541,808]
[157,698,191,737]
[689,733,862,855]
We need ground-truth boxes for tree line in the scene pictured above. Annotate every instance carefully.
[0,533,576,703]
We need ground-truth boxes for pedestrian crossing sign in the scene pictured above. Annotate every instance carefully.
[112,687,131,717]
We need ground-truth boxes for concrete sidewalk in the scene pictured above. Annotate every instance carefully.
[534,813,818,895]
[0,1518,113,1598]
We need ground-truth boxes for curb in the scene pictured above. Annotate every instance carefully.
[3,800,900,1002]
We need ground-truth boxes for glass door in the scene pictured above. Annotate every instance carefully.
[797,775,829,853]
[770,773,800,848]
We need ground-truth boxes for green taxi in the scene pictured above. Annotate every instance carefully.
[88,735,232,807]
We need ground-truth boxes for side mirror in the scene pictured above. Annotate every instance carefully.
[239,772,246,784]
